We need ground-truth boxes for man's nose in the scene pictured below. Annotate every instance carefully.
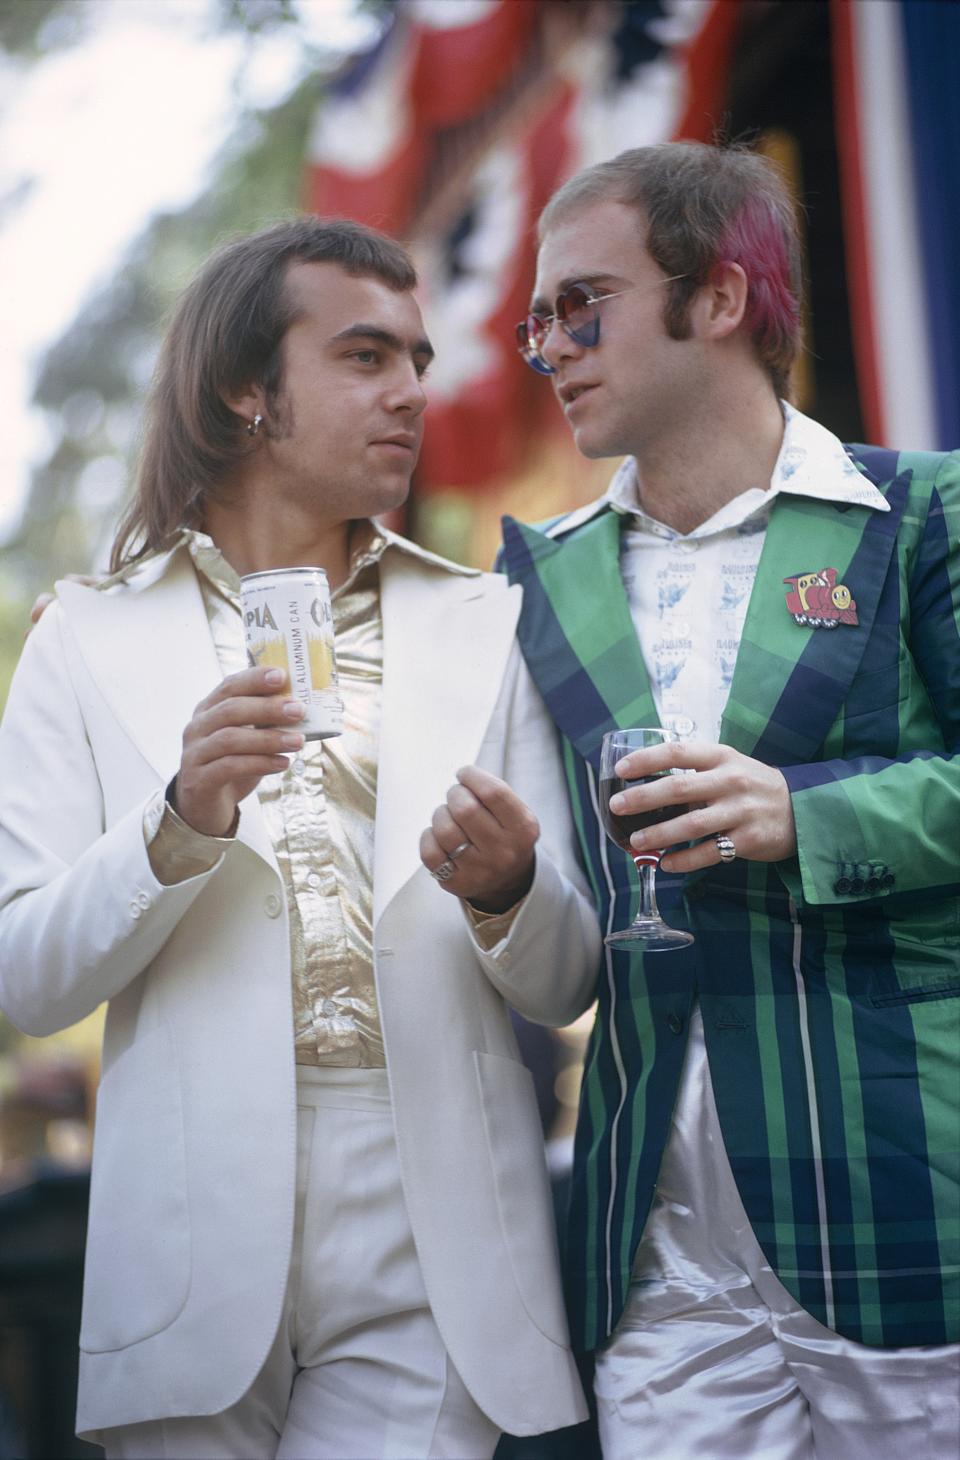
[390,364,428,415]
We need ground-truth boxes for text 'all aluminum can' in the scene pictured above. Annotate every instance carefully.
[240,567,343,740]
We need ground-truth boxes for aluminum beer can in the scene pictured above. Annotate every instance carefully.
[240,567,343,740]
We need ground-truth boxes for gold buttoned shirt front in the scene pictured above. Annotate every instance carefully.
[156,523,388,1067]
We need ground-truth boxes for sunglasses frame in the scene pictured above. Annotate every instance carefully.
[516,275,686,376]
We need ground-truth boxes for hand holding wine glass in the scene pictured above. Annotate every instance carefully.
[599,728,694,951]
[609,737,797,873]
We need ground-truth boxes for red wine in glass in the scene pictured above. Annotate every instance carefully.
[599,775,690,851]
[599,728,695,951]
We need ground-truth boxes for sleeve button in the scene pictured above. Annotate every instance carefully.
[849,877,866,895]
[834,877,851,895]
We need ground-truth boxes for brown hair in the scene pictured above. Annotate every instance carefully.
[539,141,803,398]
[110,216,417,572]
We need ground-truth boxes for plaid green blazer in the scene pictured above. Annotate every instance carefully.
[501,443,960,1353]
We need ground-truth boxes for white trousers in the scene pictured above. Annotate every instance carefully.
[594,1009,960,1460]
[102,1067,500,1460]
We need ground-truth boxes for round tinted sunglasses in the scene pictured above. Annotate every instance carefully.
[515,275,686,375]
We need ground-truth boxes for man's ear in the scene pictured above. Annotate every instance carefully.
[697,260,749,343]
[221,383,266,433]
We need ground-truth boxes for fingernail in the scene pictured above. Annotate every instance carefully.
[281,732,304,749]
[265,669,284,685]
[282,700,305,719]
[609,793,625,812]
[630,832,646,850]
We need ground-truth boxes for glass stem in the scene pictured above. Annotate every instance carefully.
[633,855,661,922]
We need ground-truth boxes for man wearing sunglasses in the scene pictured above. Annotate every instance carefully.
[501,142,960,1458]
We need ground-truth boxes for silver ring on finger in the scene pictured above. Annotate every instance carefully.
[715,833,737,863]
[430,858,457,883]
[448,839,472,860]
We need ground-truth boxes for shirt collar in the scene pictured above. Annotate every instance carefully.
[602,402,890,540]
[175,517,478,603]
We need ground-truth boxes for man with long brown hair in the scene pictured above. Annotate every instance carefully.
[0,217,600,1457]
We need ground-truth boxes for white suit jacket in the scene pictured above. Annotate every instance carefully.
[0,538,600,1439]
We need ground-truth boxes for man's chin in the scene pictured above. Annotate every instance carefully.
[370,474,414,518]
[571,426,621,461]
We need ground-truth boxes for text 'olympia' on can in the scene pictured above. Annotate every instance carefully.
[240,567,344,740]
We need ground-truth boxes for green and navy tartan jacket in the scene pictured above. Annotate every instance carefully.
[501,443,960,1354]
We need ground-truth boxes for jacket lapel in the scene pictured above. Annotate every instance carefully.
[502,509,657,768]
[57,549,277,871]
[374,551,522,925]
[721,465,911,764]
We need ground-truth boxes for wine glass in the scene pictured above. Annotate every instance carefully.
[599,727,695,952]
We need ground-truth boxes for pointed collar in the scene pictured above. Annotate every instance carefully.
[110,517,482,609]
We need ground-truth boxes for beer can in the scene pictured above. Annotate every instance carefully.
[240,568,343,740]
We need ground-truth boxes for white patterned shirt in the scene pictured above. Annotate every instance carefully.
[605,403,888,741]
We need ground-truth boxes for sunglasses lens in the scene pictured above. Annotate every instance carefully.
[556,284,592,321]
[525,313,550,349]
[516,315,555,374]
[559,284,600,347]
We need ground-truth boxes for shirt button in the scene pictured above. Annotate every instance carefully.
[672,716,695,737]
[292,758,306,776]
[264,893,282,918]
[129,902,141,920]
[137,892,150,910]
[677,540,697,554]
[307,871,322,889]
[667,1013,684,1035]
[321,999,337,1018]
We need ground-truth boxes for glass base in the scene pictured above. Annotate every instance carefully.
[605,918,695,953]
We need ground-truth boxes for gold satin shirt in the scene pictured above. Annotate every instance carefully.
[151,523,388,1067]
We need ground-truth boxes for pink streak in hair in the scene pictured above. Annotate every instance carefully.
[719,197,799,354]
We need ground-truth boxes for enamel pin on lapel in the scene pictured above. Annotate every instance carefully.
[783,569,859,628]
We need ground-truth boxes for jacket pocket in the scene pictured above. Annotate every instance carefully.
[80,1024,191,1352]
[871,980,960,1008]
[474,1050,570,1348]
